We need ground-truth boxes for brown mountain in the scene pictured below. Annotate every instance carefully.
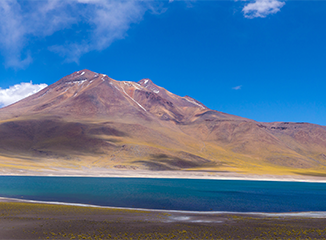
[0,69,326,176]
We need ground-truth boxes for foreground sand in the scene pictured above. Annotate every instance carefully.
[1,199,326,240]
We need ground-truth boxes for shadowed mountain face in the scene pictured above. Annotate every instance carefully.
[0,69,326,175]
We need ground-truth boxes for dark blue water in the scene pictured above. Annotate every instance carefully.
[0,176,326,212]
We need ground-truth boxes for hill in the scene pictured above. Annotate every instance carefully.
[1,69,325,177]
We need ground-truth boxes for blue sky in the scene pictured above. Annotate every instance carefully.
[0,0,325,125]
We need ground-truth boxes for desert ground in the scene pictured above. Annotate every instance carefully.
[1,198,326,240]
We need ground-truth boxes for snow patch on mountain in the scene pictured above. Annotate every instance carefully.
[185,97,205,109]
[120,83,147,112]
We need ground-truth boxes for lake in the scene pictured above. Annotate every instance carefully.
[0,176,325,212]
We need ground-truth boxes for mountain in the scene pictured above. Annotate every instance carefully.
[0,69,326,176]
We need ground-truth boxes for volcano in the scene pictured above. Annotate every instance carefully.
[1,69,326,176]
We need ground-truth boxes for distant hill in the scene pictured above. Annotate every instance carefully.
[0,69,325,176]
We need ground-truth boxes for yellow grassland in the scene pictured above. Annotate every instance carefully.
[1,117,326,179]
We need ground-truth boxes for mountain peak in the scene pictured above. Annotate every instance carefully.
[76,69,97,75]
[54,69,101,86]
[138,78,160,94]
[0,70,211,123]
[138,78,153,86]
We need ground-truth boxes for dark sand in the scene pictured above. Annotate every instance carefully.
[1,200,326,240]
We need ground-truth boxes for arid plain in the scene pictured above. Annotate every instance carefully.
[1,199,326,240]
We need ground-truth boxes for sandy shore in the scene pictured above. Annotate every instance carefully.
[1,198,326,240]
[1,168,326,183]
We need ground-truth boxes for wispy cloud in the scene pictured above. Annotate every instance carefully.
[0,0,159,68]
[0,0,30,68]
[232,85,242,90]
[242,0,285,19]
[0,82,48,107]
[169,0,197,7]
[0,0,286,68]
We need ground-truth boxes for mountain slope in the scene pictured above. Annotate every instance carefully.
[0,69,325,176]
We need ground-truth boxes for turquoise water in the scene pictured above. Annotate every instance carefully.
[0,176,326,212]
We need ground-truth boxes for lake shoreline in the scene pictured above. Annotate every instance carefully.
[1,168,326,183]
[1,196,326,217]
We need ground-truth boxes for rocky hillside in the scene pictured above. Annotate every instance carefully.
[0,69,325,176]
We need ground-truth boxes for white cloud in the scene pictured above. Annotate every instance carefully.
[0,82,48,107]
[232,85,242,90]
[243,0,285,19]
[0,0,159,68]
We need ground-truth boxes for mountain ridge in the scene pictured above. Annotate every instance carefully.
[0,69,325,177]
